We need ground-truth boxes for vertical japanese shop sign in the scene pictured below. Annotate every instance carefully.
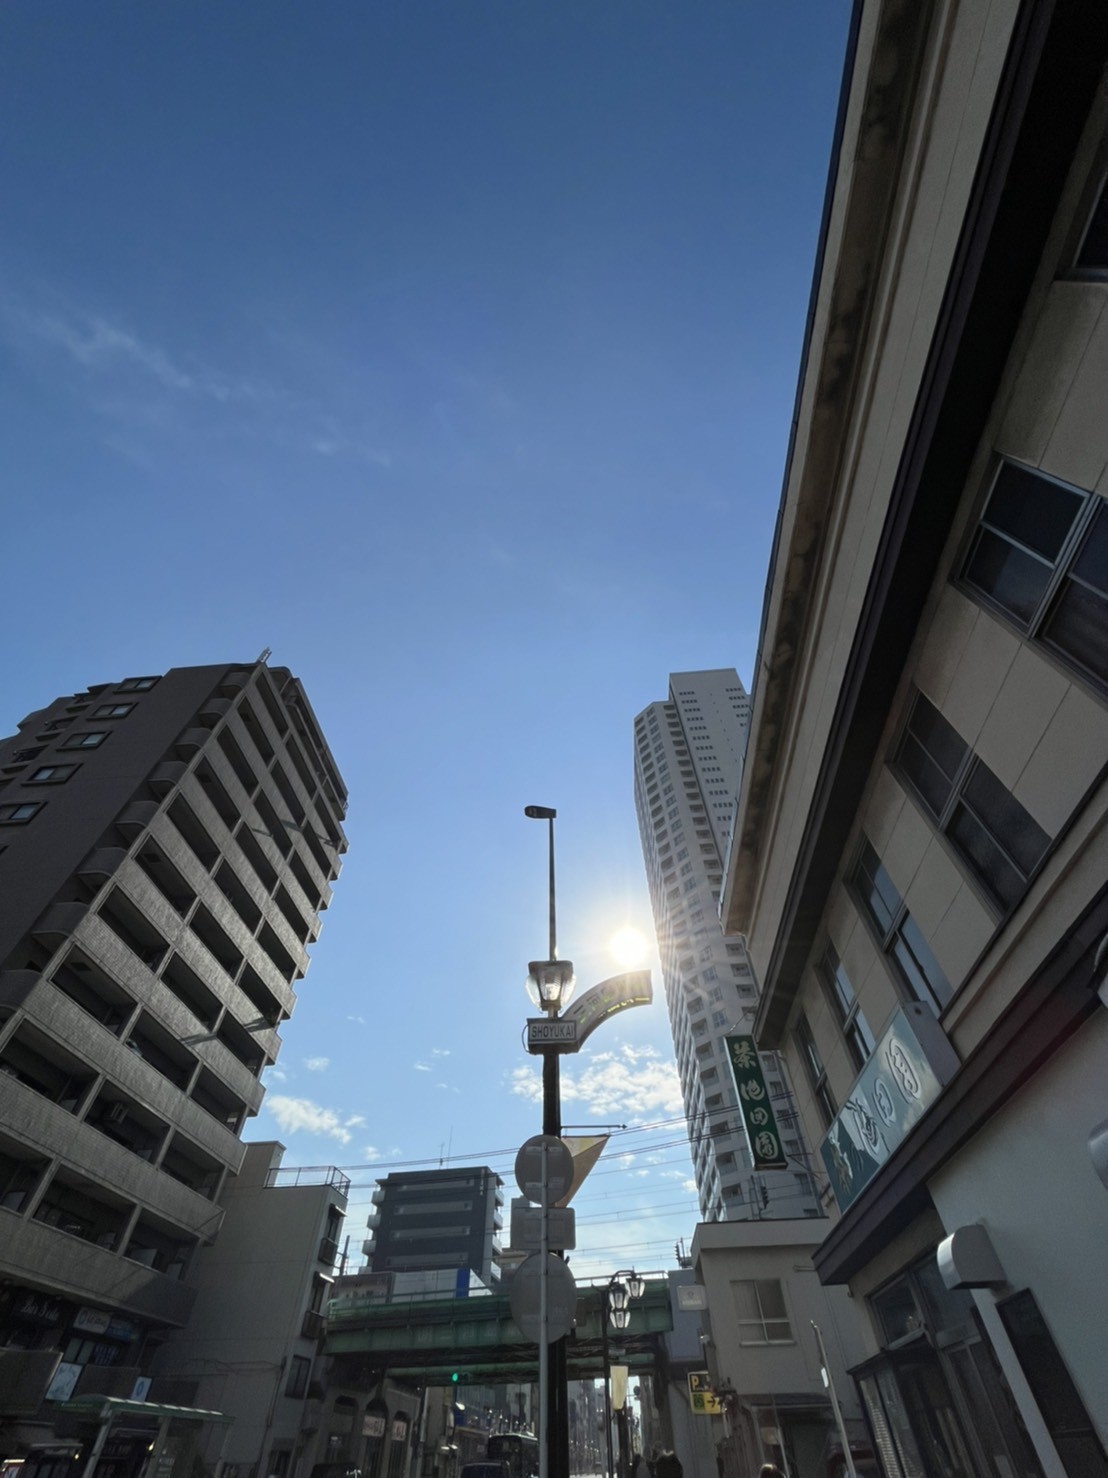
[725,1034,788,1169]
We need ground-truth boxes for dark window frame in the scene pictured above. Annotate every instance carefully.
[960,460,1107,696]
[794,1012,836,1129]
[117,676,159,692]
[850,838,953,1013]
[818,945,876,1072]
[893,691,1051,915]
[93,702,135,719]
[0,802,44,824]
[28,765,79,786]
[60,731,109,752]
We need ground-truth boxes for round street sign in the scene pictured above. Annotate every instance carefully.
[515,1135,575,1206]
[508,1251,578,1344]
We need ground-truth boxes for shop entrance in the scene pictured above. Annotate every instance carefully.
[853,1254,1042,1478]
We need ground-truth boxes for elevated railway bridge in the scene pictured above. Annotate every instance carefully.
[323,1276,675,1388]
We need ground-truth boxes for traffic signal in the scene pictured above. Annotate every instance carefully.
[451,1372,460,1384]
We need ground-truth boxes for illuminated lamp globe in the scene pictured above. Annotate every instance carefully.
[627,1272,646,1302]
[609,1306,631,1332]
[526,959,576,1013]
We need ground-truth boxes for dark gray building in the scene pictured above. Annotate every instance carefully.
[0,661,346,1462]
[363,1167,504,1288]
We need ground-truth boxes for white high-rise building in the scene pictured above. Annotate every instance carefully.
[633,671,819,1223]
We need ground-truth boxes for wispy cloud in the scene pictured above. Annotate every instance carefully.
[431,1047,451,1058]
[0,286,392,466]
[304,1056,330,1072]
[5,300,271,406]
[510,1044,683,1120]
[265,1095,364,1145]
[414,1062,432,1073]
[347,1015,367,1026]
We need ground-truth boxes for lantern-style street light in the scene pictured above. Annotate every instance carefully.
[602,1270,646,1478]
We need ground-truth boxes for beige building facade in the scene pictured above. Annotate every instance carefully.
[721,1,1108,1475]
[690,1221,873,1478]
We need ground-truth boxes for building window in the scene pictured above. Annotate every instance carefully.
[894,691,1049,913]
[60,732,109,751]
[794,1014,836,1128]
[851,839,953,1012]
[732,1279,793,1345]
[0,802,43,824]
[93,703,135,719]
[285,1354,311,1398]
[961,461,1108,693]
[28,765,79,785]
[117,676,160,692]
[819,946,875,1072]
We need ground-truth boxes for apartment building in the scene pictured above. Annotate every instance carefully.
[362,1167,504,1288]
[721,1,1108,1472]
[634,671,819,1222]
[0,662,346,1463]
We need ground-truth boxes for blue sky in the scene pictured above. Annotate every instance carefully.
[0,1,850,1277]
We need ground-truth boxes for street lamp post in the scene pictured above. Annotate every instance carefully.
[524,806,572,1478]
[601,1271,645,1478]
[522,809,653,1478]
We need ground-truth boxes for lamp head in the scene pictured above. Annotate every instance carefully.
[627,1272,646,1301]
[526,959,576,1013]
[524,805,557,820]
[609,1306,630,1332]
[607,1279,629,1314]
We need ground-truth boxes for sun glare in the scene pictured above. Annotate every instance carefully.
[608,926,650,969]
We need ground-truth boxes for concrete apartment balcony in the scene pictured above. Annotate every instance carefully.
[149,760,188,798]
[78,847,130,883]
[117,800,160,840]
[198,696,232,727]
[0,1066,222,1240]
[22,961,246,1170]
[0,1211,195,1327]
[33,901,91,944]
[174,728,213,759]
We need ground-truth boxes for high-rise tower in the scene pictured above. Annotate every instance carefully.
[0,661,346,1431]
[633,671,818,1222]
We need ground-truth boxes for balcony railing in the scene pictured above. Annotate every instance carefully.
[264,1164,351,1196]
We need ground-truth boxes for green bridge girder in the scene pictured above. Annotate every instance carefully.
[323,1278,674,1385]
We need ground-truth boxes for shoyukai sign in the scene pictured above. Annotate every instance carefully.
[725,1034,788,1170]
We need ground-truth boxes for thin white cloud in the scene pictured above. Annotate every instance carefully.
[363,1145,380,1160]
[266,1095,358,1145]
[347,1014,367,1026]
[431,1047,451,1058]
[6,301,272,406]
[414,1062,432,1073]
[682,1178,698,1195]
[510,1044,683,1121]
[304,1056,330,1072]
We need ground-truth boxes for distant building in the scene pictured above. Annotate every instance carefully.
[722,0,1108,1470]
[0,662,347,1465]
[362,1167,504,1287]
[633,671,819,1222]
[690,1221,872,1478]
[154,1142,354,1478]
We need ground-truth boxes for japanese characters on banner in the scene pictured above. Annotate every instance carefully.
[724,1034,788,1170]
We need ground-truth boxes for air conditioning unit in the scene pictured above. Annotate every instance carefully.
[107,1102,129,1125]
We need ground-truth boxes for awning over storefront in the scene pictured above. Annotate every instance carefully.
[60,1399,230,1425]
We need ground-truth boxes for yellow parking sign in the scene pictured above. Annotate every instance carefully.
[687,1372,722,1414]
